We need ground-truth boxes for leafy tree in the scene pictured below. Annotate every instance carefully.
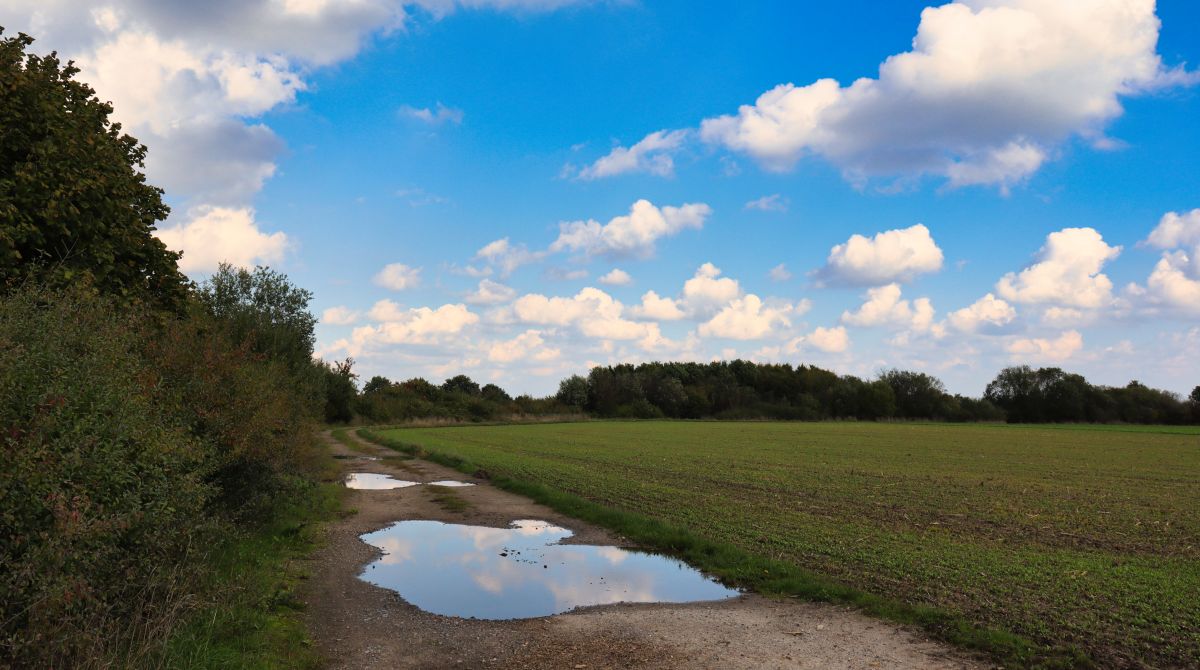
[879,369,948,418]
[196,264,317,374]
[441,374,481,396]
[319,358,357,423]
[362,375,392,395]
[1190,386,1200,405]
[0,30,186,309]
[481,383,511,403]
[556,374,589,407]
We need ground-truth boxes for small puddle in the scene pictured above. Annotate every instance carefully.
[344,473,419,490]
[359,519,738,619]
[426,480,475,487]
[334,454,379,461]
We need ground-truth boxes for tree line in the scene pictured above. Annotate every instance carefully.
[350,360,1198,426]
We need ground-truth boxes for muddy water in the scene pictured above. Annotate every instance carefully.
[344,473,419,490]
[358,519,738,619]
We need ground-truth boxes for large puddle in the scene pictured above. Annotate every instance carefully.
[359,519,739,619]
[344,473,419,489]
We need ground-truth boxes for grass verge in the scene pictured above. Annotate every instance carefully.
[356,427,1069,668]
[160,479,343,669]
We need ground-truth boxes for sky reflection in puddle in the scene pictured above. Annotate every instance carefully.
[426,480,475,487]
[358,519,738,619]
[344,473,419,489]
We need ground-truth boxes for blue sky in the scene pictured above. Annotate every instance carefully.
[5,1,1199,396]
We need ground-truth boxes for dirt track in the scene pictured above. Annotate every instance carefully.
[300,431,987,669]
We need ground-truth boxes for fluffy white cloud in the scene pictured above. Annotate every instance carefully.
[155,206,288,272]
[512,287,657,341]
[768,263,793,282]
[576,129,689,180]
[681,263,741,315]
[1145,251,1200,315]
[475,238,546,276]
[373,263,422,291]
[841,283,936,332]
[946,293,1016,333]
[367,299,408,322]
[1135,209,1200,315]
[996,228,1120,308]
[336,302,480,355]
[699,1,1190,188]
[321,306,360,325]
[488,330,560,363]
[465,279,517,305]
[629,291,685,321]
[399,102,464,125]
[744,194,788,212]
[549,200,710,259]
[796,326,851,353]
[819,224,943,286]
[598,269,633,286]
[1145,209,1200,250]
[698,295,798,340]
[1007,330,1083,362]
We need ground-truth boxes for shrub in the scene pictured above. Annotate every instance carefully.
[0,288,212,667]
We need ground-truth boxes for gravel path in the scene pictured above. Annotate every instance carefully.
[300,430,988,669]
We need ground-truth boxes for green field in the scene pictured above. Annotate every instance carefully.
[375,421,1200,668]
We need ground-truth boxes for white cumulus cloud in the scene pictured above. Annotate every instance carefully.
[698,1,1191,189]
[699,295,800,340]
[576,129,689,180]
[794,326,851,354]
[156,206,288,272]
[1145,209,1200,250]
[996,227,1120,308]
[373,263,422,291]
[818,224,943,286]
[465,279,518,305]
[321,306,360,326]
[946,293,1016,333]
[841,283,936,332]
[768,263,793,282]
[334,302,480,355]
[488,330,560,363]
[549,200,710,259]
[1007,330,1084,362]
[512,287,658,341]
[681,263,741,316]
[598,269,633,286]
[629,291,686,321]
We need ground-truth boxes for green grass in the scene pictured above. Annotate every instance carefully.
[364,421,1200,669]
[427,485,472,513]
[160,481,343,669]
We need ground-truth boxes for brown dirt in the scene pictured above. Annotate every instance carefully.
[300,431,990,669]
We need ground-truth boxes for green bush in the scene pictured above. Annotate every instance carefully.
[0,285,327,667]
[0,287,212,666]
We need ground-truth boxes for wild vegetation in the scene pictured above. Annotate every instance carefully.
[0,31,339,667]
[368,421,1200,668]
[354,373,580,423]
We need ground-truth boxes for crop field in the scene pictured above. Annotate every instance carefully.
[376,421,1200,668]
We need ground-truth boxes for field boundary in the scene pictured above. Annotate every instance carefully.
[356,426,1088,669]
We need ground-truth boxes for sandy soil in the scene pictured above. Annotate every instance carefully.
[300,431,989,669]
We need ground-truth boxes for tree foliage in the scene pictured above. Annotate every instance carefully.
[0,30,186,309]
[986,366,1190,424]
